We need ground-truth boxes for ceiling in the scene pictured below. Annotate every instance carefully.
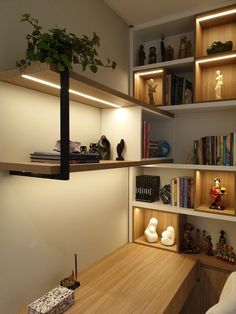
[104,0,233,26]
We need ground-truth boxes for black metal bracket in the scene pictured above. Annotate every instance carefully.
[10,69,70,180]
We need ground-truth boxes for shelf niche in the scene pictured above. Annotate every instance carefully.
[195,170,236,216]
[133,69,164,106]
[133,207,180,252]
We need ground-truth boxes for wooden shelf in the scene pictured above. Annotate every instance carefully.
[0,158,173,175]
[0,63,173,118]
[141,163,236,172]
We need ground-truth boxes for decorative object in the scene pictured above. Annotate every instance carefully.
[165,45,174,61]
[160,184,171,204]
[209,177,226,210]
[186,40,192,57]
[98,135,110,160]
[161,226,175,246]
[148,46,157,64]
[136,175,160,202]
[207,40,233,55]
[80,146,87,153]
[201,230,207,252]
[89,143,99,154]
[206,235,214,256]
[60,253,80,290]
[157,140,170,157]
[28,286,74,314]
[215,70,223,99]
[116,139,125,161]
[178,36,188,59]
[144,217,158,243]
[16,14,116,73]
[147,78,158,105]
[138,44,146,66]
[216,231,235,264]
[54,140,81,153]
[195,228,201,252]
[182,223,200,253]
[184,88,192,104]
[160,34,165,62]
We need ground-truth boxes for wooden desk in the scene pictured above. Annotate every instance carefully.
[20,244,198,314]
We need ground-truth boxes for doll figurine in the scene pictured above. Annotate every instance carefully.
[215,70,223,99]
[148,47,157,64]
[209,177,226,210]
[145,217,158,243]
[138,44,146,66]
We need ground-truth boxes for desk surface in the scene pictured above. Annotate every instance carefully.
[20,244,198,314]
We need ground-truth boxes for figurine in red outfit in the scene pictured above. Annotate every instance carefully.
[209,177,226,210]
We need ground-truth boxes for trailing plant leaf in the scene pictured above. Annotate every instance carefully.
[17,13,117,73]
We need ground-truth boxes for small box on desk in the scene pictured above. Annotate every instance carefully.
[28,286,74,314]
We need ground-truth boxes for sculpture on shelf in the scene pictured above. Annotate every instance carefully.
[89,143,99,154]
[207,40,233,55]
[209,177,226,210]
[148,46,157,64]
[144,217,158,243]
[160,34,165,62]
[147,78,158,105]
[165,45,174,61]
[178,36,188,59]
[98,135,110,160]
[138,44,146,66]
[186,39,192,57]
[182,223,200,253]
[184,88,192,104]
[206,235,214,256]
[161,226,175,246]
[80,146,87,153]
[216,231,236,264]
[160,184,171,204]
[116,139,125,161]
[215,70,223,100]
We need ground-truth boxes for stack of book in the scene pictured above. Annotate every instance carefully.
[171,177,194,208]
[136,175,160,203]
[30,152,100,164]
[193,132,236,166]
[165,74,192,105]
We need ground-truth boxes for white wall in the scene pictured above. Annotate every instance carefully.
[0,1,129,314]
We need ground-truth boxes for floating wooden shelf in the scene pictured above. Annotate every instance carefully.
[0,63,173,118]
[141,163,236,172]
[0,158,173,175]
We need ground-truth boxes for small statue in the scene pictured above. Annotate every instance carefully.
[207,40,233,55]
[201,230,207,252]
[160,34,165,62]
[184,88,192,104]
[148,46,157,64]
[89,143,99,154]
[80,145,87,153]
[219,230,226,245]
[206,235,214,256]
[182,223,195,253]
[209,177,226,210]
[98,135,110,160]
[138,44,146,66]
[116,139,125,161]
[144,217,158,243]
[215,70,223,99]
[178,36,187,59]
[161,226,175,246]
[147,78,158,105]
[159,184,171,204]
[186,40,192,57]
[165,45,174,61]
[195,228,201,252]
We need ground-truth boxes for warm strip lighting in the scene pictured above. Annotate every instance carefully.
[196,53,236,64]
[136,69,163,76]
[21,74,120,108]
[197,8,236,22]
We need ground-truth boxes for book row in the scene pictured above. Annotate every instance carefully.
[171,177,194,208]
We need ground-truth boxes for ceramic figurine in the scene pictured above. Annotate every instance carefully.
[219,230,226,245]
[98,135,110,160]
[178,36,187,59]
[89,143,99,154]
[201,230,207,252]
[138,44,146,66]
[161,226,175,246]
[147,78,158,105]
[148,46,157,64]
[186,39,192,57]
[215,70,223,99]
[184,88,192,104]
[144,217,158,243]
[206,235,214,256]
[160,34,165,62]
[165,45,174,61]
[116,139,125,161]
[209,177,226,210]
[195,228,201,252]
[182,223,195,253]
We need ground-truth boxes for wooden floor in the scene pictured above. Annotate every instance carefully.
[20,244,198,314]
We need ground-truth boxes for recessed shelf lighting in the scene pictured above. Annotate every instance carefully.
[136,69,163,76]
[196,54,236,64]
[197,8,236,22]
[21,75,120,108]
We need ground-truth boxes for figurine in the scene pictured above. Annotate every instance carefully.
[147,78,158,105]
[98,135,110,160]
[144,217,158,243]
[159,184,171,204]
[80,145,87,153]
[178,36,187,59]
[116,139,125,161]
[201,230,207,252]
[219,230,226,245]
[138,44,146,66]
[89,143,99,154]
[182,223,195,253]
[186,40,192,57]
[161,226,175,246]
[206,235,214,256]
[165,45,174,61]
[160,34,165,62]
[209,177,226,210]
[215,70,223,99]
[148,46,157,64]
[195,228,201,252]
[184,88,192,104]
[207,40,233,55]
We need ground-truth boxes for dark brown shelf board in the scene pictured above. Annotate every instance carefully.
[196,50,236,68]
[0,63,173,118]
[0,158,173,175]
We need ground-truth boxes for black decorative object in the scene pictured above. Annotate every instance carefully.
[80,146,87,153]
[159,184,171,204]
[116,139,125,161]
[60,253,80,290]
[89,143,99,154]
[138,44,146,66]
[148,46,157,64]
[207,40,233,55]
[160,34,165,62]
[136,175,160,202]
[98,135,110,160]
